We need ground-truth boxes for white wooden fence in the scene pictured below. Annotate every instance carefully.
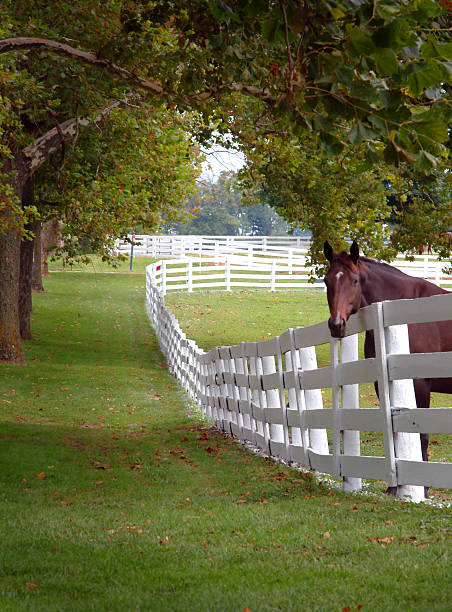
[146,261,452,501]
[116,234,312,258]
[121,234,452,288]
[149,257,325,294]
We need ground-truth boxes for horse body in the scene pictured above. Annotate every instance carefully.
[323,241,452,474]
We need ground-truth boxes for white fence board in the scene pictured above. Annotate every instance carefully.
[388,352,452,380]
[397,460,452,488]
[341,455,388,480]
[383,293,452,326]
[392,408,452,434]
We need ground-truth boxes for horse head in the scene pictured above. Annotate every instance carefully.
[324,241,362,338]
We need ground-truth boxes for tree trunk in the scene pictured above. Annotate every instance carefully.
[0,163,26,364]
[19,231,34,340]
[32,220,44,292]
[41,218,59,275]
[0,228,24,362]
[19,178,35,340]
[0,154,26,363]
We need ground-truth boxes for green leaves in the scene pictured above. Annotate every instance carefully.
[411,116,449,144]
[348,122,378,145]
[374,48,398,76]
[348,27,376,55]
[405,60,451,95]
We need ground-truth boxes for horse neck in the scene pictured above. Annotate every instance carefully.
[359,259,408,307]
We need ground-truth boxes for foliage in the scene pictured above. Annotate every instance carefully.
[1,0,450,169]
[385,169,452,259]
[237,131,395,271]
[37,105,202,262]
[169,171,288,236]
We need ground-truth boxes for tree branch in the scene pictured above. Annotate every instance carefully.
[279,0,294,87]
[22,94,140,176]
[0,37,164,94]
[0,37,274,104]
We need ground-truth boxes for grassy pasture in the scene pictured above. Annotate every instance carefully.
[0,263,451,611]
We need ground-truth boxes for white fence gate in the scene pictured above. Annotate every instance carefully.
[146,261,452,502]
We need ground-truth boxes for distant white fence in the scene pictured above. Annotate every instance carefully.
[121,234,452,288]
[149,257,325,294]
[116,234,312,259]
[146,261,452,501]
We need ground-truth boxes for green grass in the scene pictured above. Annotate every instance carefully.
[1,271,452,611]
[48,254,155,275]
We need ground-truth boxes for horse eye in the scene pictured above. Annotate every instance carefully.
[352,279,358,285]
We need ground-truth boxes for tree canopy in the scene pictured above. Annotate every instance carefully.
[0,0,451,362]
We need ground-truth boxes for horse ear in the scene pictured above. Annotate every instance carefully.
[350,241,359,263]
[324,241,333,262]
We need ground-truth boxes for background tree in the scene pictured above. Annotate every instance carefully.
[169,171,288,236]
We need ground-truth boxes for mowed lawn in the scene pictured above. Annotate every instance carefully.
[0,265,451,611]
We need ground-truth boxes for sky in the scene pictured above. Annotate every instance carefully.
[200,146,245,182]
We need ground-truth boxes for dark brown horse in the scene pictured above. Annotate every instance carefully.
[323,241,452,487]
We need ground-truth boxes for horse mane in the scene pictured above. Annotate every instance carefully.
[334,251,406,277]
[358,255,408,277]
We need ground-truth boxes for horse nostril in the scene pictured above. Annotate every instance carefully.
[328,316,346,338]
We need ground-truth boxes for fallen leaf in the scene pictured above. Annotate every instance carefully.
[323,531,331,539]
[36,472,45,479]
[26,583,39,591]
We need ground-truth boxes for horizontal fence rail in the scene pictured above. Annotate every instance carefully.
[146,260,452,501]
[121,235,452,288]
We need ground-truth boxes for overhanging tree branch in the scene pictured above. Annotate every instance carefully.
[22,94,141,176]
[0,37,164,94]
[0,37,274,104]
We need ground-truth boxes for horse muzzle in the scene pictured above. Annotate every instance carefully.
[328,316,346,338]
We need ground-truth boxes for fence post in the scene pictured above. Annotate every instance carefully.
[249,347,270,453]
[270,261,276,292]
[330,339,341,479]
[299,346,330,458]
[385,323,425,502]
[187,260,193,293]
[224,256,230,291]
[287,332,308,466]
[261,354,285,450]
[162,261,167,296]
[341,334,362,491]
[288,249,293,275]
[214,241,219,263]
[248,245,253,268]
[263,236,268,253]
